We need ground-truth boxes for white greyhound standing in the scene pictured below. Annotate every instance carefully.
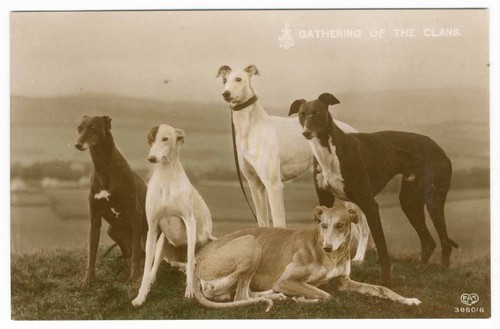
[132,124,215,306]
[217,65,371,263]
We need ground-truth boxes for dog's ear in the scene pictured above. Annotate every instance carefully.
[346,205,359,224]
[318,93,340,106]
[244,65,260,77]
[102,116,112,130]
[147,126,159,146]
[175,128,185,145]
[216,65,232,78]
[289,99,305,116]
[313,206,326,223]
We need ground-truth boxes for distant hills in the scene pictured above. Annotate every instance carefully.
[11,88,489,172]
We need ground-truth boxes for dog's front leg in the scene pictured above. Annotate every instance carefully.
[246,178,270,227]
[263,181,285,228]
[183,214,197,298]
[351,209,370,264]
[333,276,421,306]
[243,153,283,227]
[82,207,102,288]
[127,210,144,284]
[132,205,160,306]
[356,198,392,285]
[241,159,270,227]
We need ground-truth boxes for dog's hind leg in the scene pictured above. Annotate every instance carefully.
[425,193,458,268]
[234,239,262,301]
[399,179,436,266]
[423,164,458,268]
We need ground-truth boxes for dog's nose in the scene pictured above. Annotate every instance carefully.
[74,143,84,151]
[302,130,313,139]
[323,246,333,253]
[222,91,231,98]
[148,156,158,163]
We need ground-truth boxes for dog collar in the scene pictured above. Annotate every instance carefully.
[230,95,259,112]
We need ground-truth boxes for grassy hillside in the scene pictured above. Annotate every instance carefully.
[11,249,490,320]
[10,89,489,171]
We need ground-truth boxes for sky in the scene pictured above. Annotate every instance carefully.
[10,9,488,108]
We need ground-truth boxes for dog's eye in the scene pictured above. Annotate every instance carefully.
[335,223,344,229]
[223,78,227,84]
[236,77,242,82]
[162,137,169,142]
[321,223,327,229]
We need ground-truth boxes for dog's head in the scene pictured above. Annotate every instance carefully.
[288,93,340,140]
[146,124,185,164]
[313,204,358,253]
[75,115,112,151]
[216,65,259,105]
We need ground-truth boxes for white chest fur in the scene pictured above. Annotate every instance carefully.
[310,137,347,200]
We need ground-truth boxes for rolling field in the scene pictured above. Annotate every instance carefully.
[11,183,490,265]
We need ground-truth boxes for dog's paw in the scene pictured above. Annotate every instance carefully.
[184,287,195,299]
[403,298,422,306]
[416,263,429,271]
[264,299,274,312]
[292,296,319,304]
[131,295,146,307]
[81,277,92,289]
[351,258,364,266]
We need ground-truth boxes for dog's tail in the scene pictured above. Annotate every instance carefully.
[102,243,119,258]
[193,277,273,312]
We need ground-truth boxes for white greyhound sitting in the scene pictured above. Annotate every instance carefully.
[132,124,215,306]
[217,64,371,263]
[193,204,421,311]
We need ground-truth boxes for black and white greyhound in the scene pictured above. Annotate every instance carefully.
[75,115,148,287]
[289,93,459,285]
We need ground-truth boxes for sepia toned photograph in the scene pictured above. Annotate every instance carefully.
[9,8,490,320]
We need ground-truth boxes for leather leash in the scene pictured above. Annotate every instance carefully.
[230,96,259,222]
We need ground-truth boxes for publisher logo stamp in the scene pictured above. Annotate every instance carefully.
[460,293,479,306]
[455,293,484,314]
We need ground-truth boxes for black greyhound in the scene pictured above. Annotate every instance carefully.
[75,115,147,287]
[289,93,458,285]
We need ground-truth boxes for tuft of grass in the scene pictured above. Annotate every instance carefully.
[11,249,490,320]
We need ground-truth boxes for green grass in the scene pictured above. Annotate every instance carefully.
[11,249,490,320]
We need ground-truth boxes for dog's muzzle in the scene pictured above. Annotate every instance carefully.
[74,143,87,151]
[222,91,232,102]
[302,130,314,140]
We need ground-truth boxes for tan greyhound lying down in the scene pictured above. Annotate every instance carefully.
[194,204,421,311]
